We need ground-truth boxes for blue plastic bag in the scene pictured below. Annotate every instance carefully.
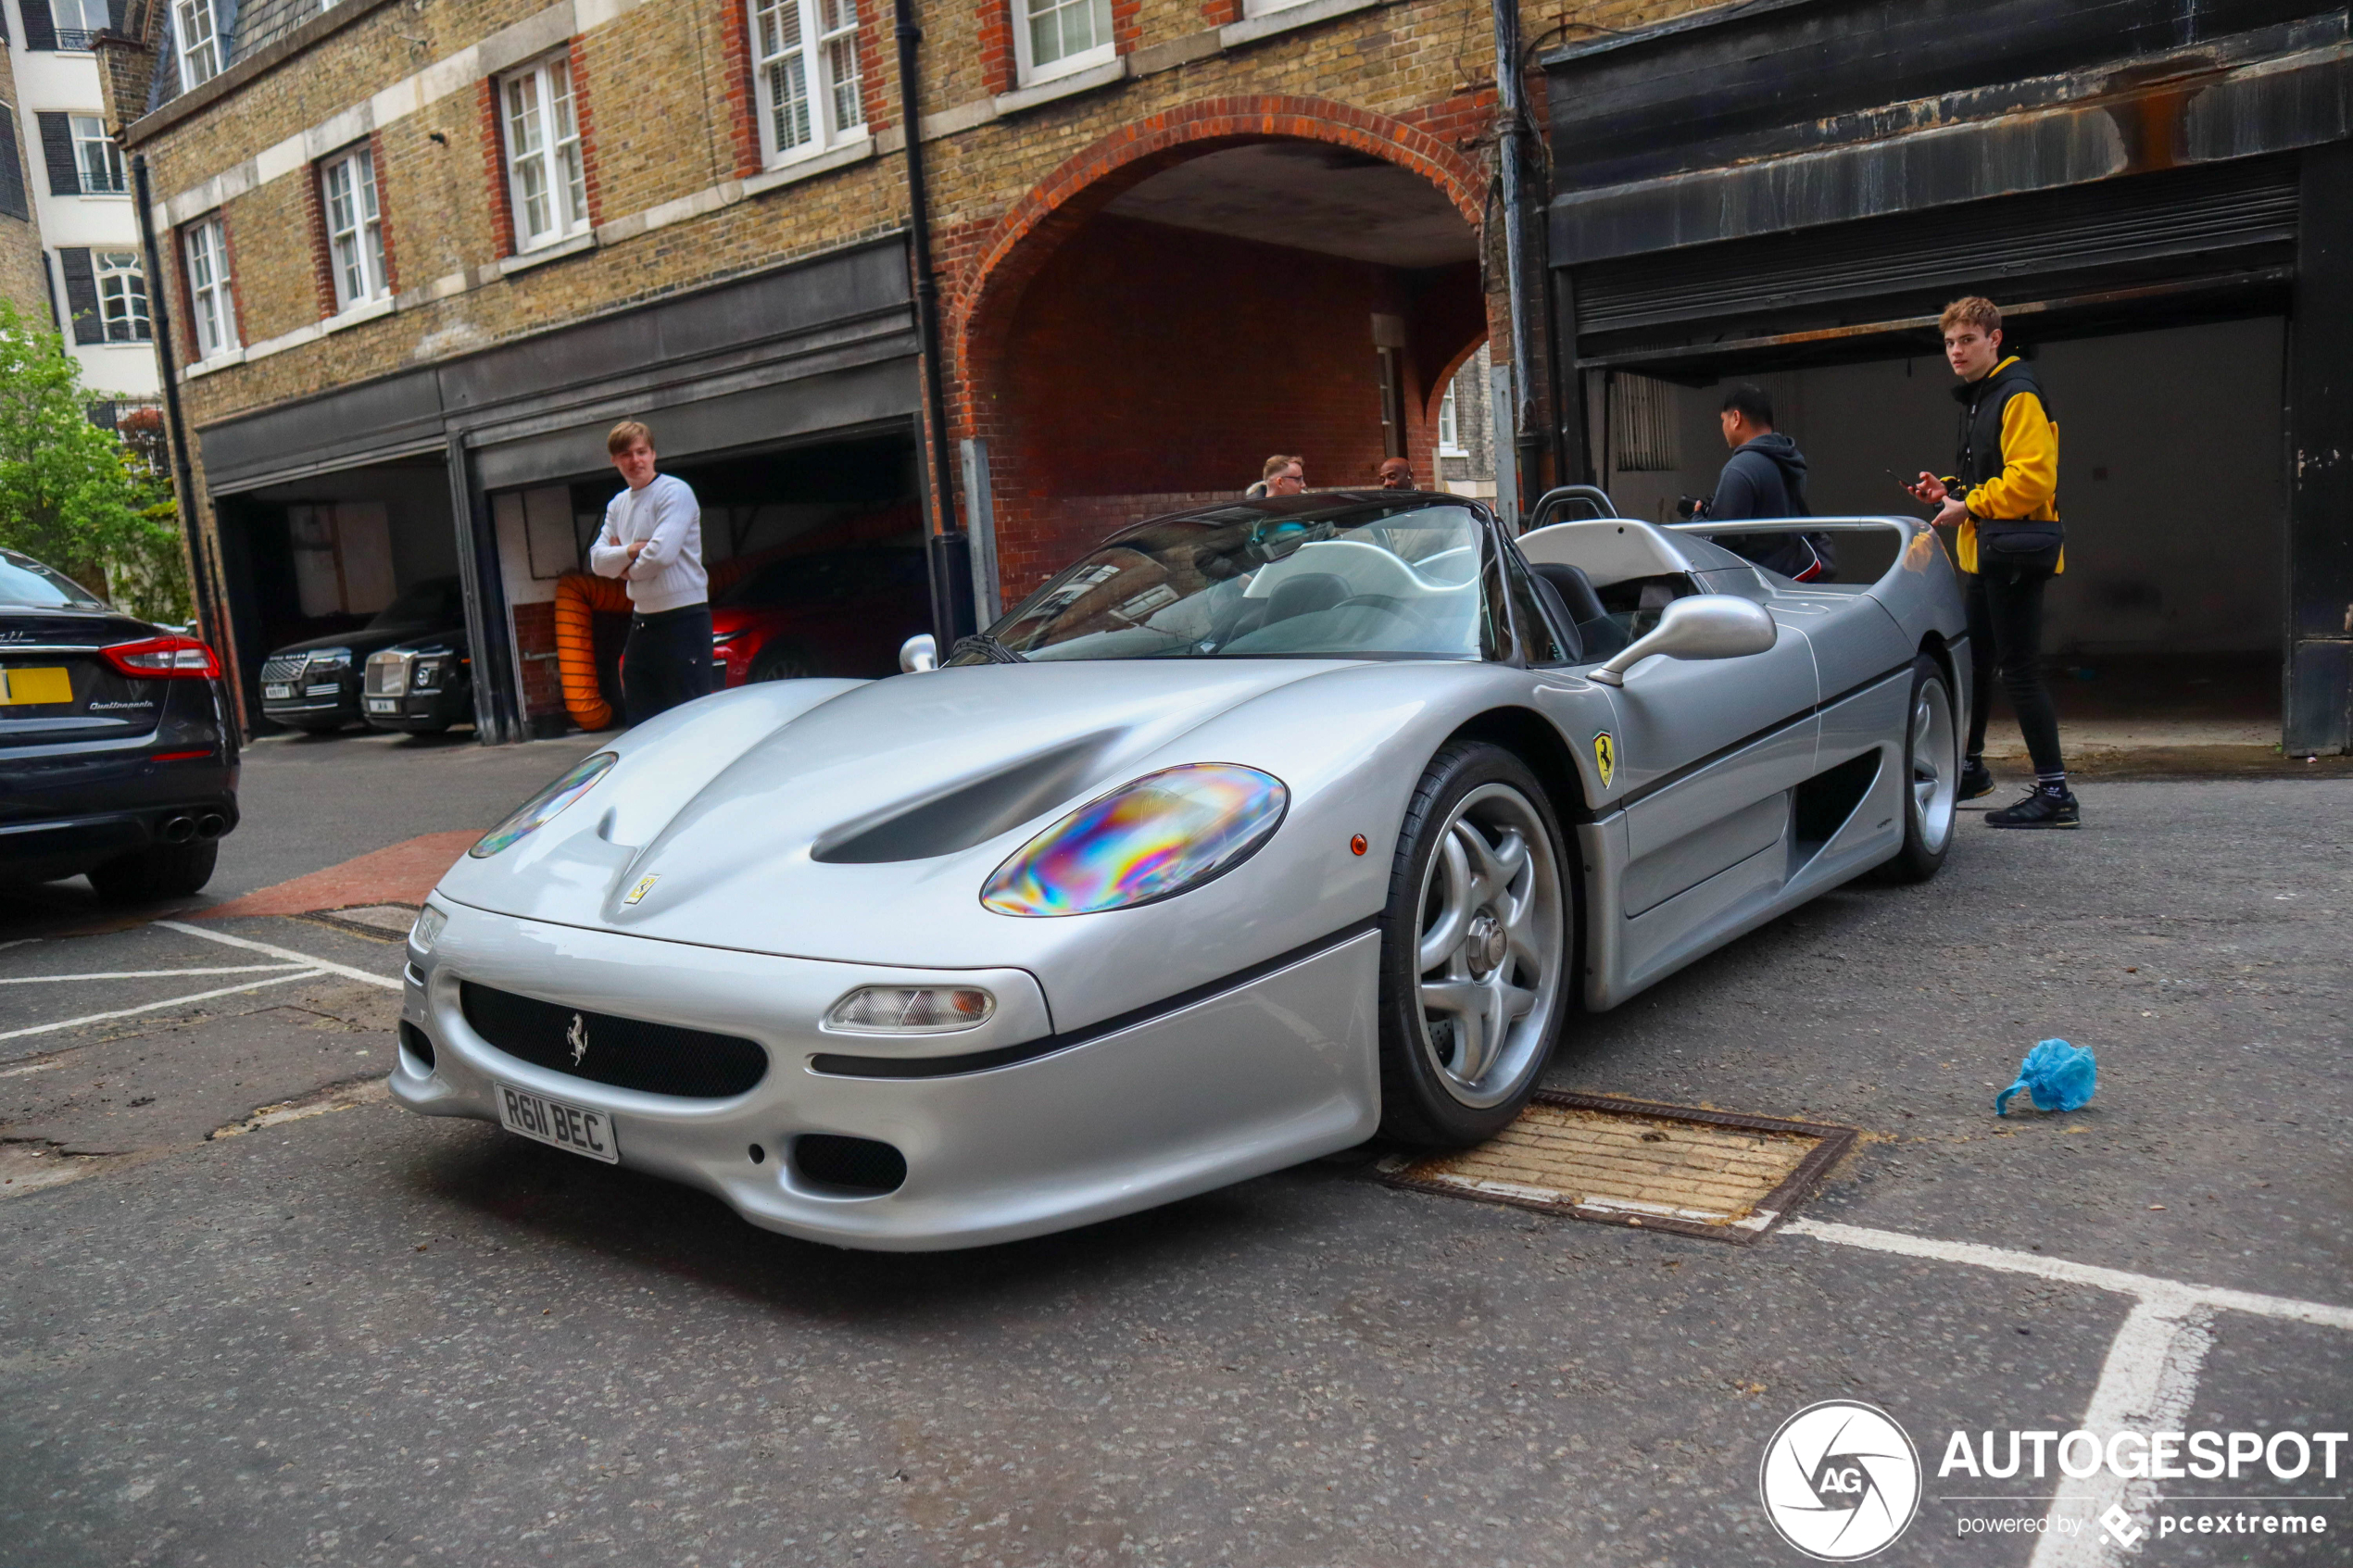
[1995,1039,2096,1116]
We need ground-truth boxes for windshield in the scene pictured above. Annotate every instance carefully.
[369,579,457,629]
[977,501,1497,663]
[0,550,103,609]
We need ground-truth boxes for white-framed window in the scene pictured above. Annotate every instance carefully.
[71,116,125,195]
[182,216,236,359]
[172,0,224,85]
[750,0,863,164]
[94,251,151,342]
[1439,383,1465,456]
[1014,0,1113,85]
[501,56,590,250]
[53,0,110,47]
[319,145,389,309]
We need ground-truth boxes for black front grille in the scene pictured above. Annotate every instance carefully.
[459,983,768,1098]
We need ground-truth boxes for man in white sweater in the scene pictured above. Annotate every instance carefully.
[589,420,711,725]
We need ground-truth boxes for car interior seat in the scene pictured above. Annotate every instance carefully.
[1529,561,1629,661]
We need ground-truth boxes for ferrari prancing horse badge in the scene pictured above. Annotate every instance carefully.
[1593,732,1617,788]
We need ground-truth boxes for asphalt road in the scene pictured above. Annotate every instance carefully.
[2,738,2347,1568]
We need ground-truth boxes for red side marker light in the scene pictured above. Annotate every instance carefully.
[1350,834,1367,856]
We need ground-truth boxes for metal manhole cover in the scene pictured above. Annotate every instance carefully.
[1378,1091,1856,1244]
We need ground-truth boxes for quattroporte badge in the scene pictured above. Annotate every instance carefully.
[1593,732,1617,788]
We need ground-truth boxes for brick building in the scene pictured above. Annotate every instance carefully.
[101,0,2353,749]
[105,0,1589,737]
[0,30,50,323]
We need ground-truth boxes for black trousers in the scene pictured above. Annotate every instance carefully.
[1963,558,2065,778]
[621,604,714,727]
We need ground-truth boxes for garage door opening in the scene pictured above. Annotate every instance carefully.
[1590,316,2287,746]
[963,133,1492,601]
[213,456,463,735]
[493,428,927,734]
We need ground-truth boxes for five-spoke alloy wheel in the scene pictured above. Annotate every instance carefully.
[1378,743,1570,1145]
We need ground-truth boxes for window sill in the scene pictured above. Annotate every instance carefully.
[995,56,1126,117]
[1221,0,1384,50]
[183,347,246,379]
[498,231,597,278]
[321,295,396,334]
[744,135,876,196]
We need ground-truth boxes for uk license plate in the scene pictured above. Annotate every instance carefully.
[265,683,293,700]
[366,697,396,713]
[496,1083,619,1163]
[1,666,72,705]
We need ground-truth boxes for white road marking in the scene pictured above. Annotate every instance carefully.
[1785,1219,2353,1329]
[157,921,404,992]
[1786,1219,2351,1568]
[0,938,42,952]
[0,1059,63,1077]
[2028,1298,2214,1566]
[0,970,328,1043]
[0,964,308,985]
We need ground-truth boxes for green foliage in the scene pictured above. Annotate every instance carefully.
[0,300,188,623]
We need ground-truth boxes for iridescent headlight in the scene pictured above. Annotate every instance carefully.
[470,752,617,858]
[980,763,1288,917]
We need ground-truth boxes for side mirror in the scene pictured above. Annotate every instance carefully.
[1588,595,1776,686]
[899,633,938,673]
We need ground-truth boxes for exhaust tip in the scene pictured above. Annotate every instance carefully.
[158,815,196,844]
[195,812,227,839]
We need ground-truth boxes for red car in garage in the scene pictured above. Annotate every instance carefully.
[707,545,934,685]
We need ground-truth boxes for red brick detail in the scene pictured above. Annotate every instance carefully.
[1111,0,1141,56]
[854,5,890,135]
[718,0,765,175]
[567,38,603,226]
[511,599,562,717]
[974,0,1014,98]
[480,78,518,260]
[1196,0,1240,24]
[945,98,1491,606]
[369,130,400,295]
[302,157,339,320]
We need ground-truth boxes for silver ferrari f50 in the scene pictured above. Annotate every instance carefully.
[393,492,1966,1249]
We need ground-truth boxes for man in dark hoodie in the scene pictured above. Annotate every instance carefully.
[1701,385,1830,581]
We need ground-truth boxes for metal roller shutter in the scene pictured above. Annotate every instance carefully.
[1574,158,2299,355]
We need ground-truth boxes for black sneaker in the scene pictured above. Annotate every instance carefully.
[1986,788,2080,829]
[1958,760,1995,801]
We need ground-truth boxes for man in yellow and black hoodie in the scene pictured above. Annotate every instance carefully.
[1907,296,2077,829]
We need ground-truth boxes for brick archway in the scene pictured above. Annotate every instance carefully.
[949,95,1491,593]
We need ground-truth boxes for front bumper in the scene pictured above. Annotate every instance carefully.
[391,900,1381,1250]
[362,684,469,732]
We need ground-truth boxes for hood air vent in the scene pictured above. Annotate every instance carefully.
[811,732,1125,865]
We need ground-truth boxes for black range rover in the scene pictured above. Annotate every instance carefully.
[258,577,467,733]
[0,548,238,901]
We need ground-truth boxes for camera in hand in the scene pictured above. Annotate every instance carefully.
[1674,495,1711,521]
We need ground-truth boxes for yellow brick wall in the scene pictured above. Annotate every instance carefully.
[0,45,52,329]
[136,0,1726,432]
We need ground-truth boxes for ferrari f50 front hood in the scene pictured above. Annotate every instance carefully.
[434,659,1357,966]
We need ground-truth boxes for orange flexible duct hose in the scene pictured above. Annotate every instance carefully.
[552,571,632,732]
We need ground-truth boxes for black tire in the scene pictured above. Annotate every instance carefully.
[88,839,220,904]
[1376,742,1573,1147]
[1879,653,1958,884]
[749,640,814,683]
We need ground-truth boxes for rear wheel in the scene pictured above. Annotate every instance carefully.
[1880,653,1957,884]
[1377,743,1571,1147]
[89,839,219,904]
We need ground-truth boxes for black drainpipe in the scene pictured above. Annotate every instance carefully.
[132,153,240,723]
[894,0,975,646]
[1491,0,1544,525]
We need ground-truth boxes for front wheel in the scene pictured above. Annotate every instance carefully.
[1377,742,1572,1147]
[1880,653,1957,884]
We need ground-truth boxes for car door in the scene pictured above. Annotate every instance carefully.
[1601,577,1820,982]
